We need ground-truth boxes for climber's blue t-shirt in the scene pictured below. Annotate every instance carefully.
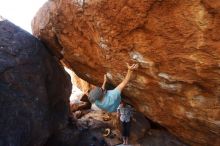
[95,88,121,112]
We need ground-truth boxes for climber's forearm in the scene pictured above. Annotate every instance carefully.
[116,69,133,92]
[122,70,132,86]
[102,80,107,90]
[101,74,107,90]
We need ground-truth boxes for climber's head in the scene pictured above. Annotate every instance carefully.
[88,87,105,103]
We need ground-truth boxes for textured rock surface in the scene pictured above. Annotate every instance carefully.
[79,110,151,143]
[32,0,220,145]
[0,20,71,146]
[70,101,91,112]
[71,71,93,92]
[72,110,186,146]
[119,111,151,142]
[139,129,187,146]
[44,125,79,146]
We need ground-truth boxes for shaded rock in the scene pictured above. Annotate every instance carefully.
[76,110,151,145]
[113,111,151,143]
[73,110,91,119]
[75,111,111,146]
[77,111,110,130]
[45,126,80,146]
[80,94,91,103]
[71,71,93,93]
[0,20,71,146]
[32,0,220,145]
[130,112,151,142]
[70,101,91,112]
[77,129,108,146]
[139,129,188,146]
[75,111,121,145]
[70,93,92,117]
[73,110,186,146]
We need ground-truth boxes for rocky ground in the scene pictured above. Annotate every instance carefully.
[62,94,188,146]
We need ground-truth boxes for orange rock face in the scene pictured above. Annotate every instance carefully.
[71,71,93,93]
[32,0,220,145]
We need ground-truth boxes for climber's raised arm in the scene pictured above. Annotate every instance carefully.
[101,74,107,90]
[88,64,138,113]
[116,63,138,92]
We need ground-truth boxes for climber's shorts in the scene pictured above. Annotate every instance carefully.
[121,121,131,137]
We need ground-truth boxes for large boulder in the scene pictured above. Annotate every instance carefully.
[32,0,220,145]
[0,20,71,146]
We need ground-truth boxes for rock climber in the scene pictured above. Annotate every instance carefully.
[117,100,133,145]
[88,63,138,112]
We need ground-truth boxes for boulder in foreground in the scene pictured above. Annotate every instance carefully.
[0,20,71,146]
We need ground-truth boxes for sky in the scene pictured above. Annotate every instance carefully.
[0,0,47,33]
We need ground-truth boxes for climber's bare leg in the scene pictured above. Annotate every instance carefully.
[125,137,129,145]
[122,136,126,144]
